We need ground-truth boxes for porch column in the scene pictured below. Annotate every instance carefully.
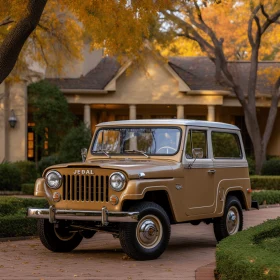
[84,104,91,127]
[8,81,28,161]
[129,105,137,120]
[207,105,215,122]
[177,105,184,119]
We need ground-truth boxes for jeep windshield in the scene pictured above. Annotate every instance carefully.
[92,127,181,156]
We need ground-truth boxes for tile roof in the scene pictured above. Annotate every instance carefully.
[48,55,280,95]
[47,56,120,90]
[169,57,280,95]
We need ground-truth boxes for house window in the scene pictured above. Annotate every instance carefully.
[27,123,35,161]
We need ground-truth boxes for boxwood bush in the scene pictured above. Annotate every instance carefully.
[250,176,280,190]
[21,183,35,195]
[216,218,280,280]
[0,163,21,191]
[12,161,38,184]
[0,197,46,238]
[252,190,280,205]
[262,158,280,175]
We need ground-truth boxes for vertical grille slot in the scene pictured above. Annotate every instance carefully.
[63,173,109,202]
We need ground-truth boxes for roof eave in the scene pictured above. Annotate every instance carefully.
[61,89,108,94]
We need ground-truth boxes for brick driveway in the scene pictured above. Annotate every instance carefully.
[0,207,279,280]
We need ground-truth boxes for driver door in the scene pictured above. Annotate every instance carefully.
[182,127,216,216]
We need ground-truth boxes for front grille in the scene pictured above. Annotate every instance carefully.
[62,175,109,202]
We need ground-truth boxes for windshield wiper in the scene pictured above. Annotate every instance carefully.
[124,149,149,158]
[93,149,111,158]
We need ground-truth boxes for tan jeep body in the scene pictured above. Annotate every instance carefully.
[28,120,253,260]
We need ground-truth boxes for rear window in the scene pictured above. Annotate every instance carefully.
[212,132,242,159]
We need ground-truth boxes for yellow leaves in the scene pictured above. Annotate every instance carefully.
[155,37,203,57]
[170,0,280,60]
[258,67,280,84]
[1,0,172,78]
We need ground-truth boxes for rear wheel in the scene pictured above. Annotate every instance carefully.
[213,196,243,242]
[119,201,170,260]
[38,219,83,252]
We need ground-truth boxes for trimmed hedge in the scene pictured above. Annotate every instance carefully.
[0,197,46,238]
[0,215,38,238]
[21,183,35,195]
[216,218,280,280]
[0,163,21,191]
[12,161,38,184]
[252,190,280,205]
[262,158,280,175]
[250,176,280,190]
[0,197,46,216]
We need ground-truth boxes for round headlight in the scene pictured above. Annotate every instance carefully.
[45,170,62,189]
[109,172,126,191]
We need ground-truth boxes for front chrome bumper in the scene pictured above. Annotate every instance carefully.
[27,206,139,225]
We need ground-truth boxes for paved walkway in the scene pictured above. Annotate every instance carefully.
[0,207,279,280]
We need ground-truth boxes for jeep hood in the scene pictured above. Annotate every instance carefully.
[44,159,183,179]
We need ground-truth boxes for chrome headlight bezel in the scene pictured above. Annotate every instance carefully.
[45,170,62,189]
[109,172,126,192]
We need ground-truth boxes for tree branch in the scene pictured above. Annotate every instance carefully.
[260,4,269,19]
[162,10,215,55]
[0,17,14,27]
[248,5,261,47]
[0,0,48,83]
[262,76,280,150]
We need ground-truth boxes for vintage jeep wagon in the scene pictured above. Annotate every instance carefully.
[28,119,255,260]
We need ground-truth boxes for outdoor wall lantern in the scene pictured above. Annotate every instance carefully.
[8,109,17,128]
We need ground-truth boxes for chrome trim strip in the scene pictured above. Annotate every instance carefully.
[27,207,139,224]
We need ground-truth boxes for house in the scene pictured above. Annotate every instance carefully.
[1,48,280,162]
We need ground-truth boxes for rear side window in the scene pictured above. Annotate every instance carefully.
[212,132,242,159]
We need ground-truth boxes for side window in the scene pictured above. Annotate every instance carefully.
[185,130,208,159]
[212,132,242,159]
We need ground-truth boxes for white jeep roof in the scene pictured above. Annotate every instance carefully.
[97,119,240,130]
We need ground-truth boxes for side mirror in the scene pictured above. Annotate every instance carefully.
[192,148,203,159]
[188,148,203,168]
[81,148,88,162]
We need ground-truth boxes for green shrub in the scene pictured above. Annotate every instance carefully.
[262,158,280,175]
[12,161,38,184]
[247,157,255,175]
[58,123,92,163]
[0,163,21,191]
[0,197,46,216]
[250,176,280,190]
[0,215,38,238]
[38,155,60,175]
[216,218,280,280]
[0,197,46,237]
[252,190,280,205]
[21,183,35,195]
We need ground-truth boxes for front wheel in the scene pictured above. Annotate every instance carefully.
[38,219,83,252]
[119,201,170,260]
[213,196,243,242]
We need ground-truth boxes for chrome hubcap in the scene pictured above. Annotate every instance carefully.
[226,206,240,235]
[54,226,76,241]
[136,215,162,249]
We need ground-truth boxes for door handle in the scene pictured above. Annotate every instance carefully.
[208,169,216,174]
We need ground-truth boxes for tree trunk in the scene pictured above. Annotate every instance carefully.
[254,143,266,175]
[0,0,47,83]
